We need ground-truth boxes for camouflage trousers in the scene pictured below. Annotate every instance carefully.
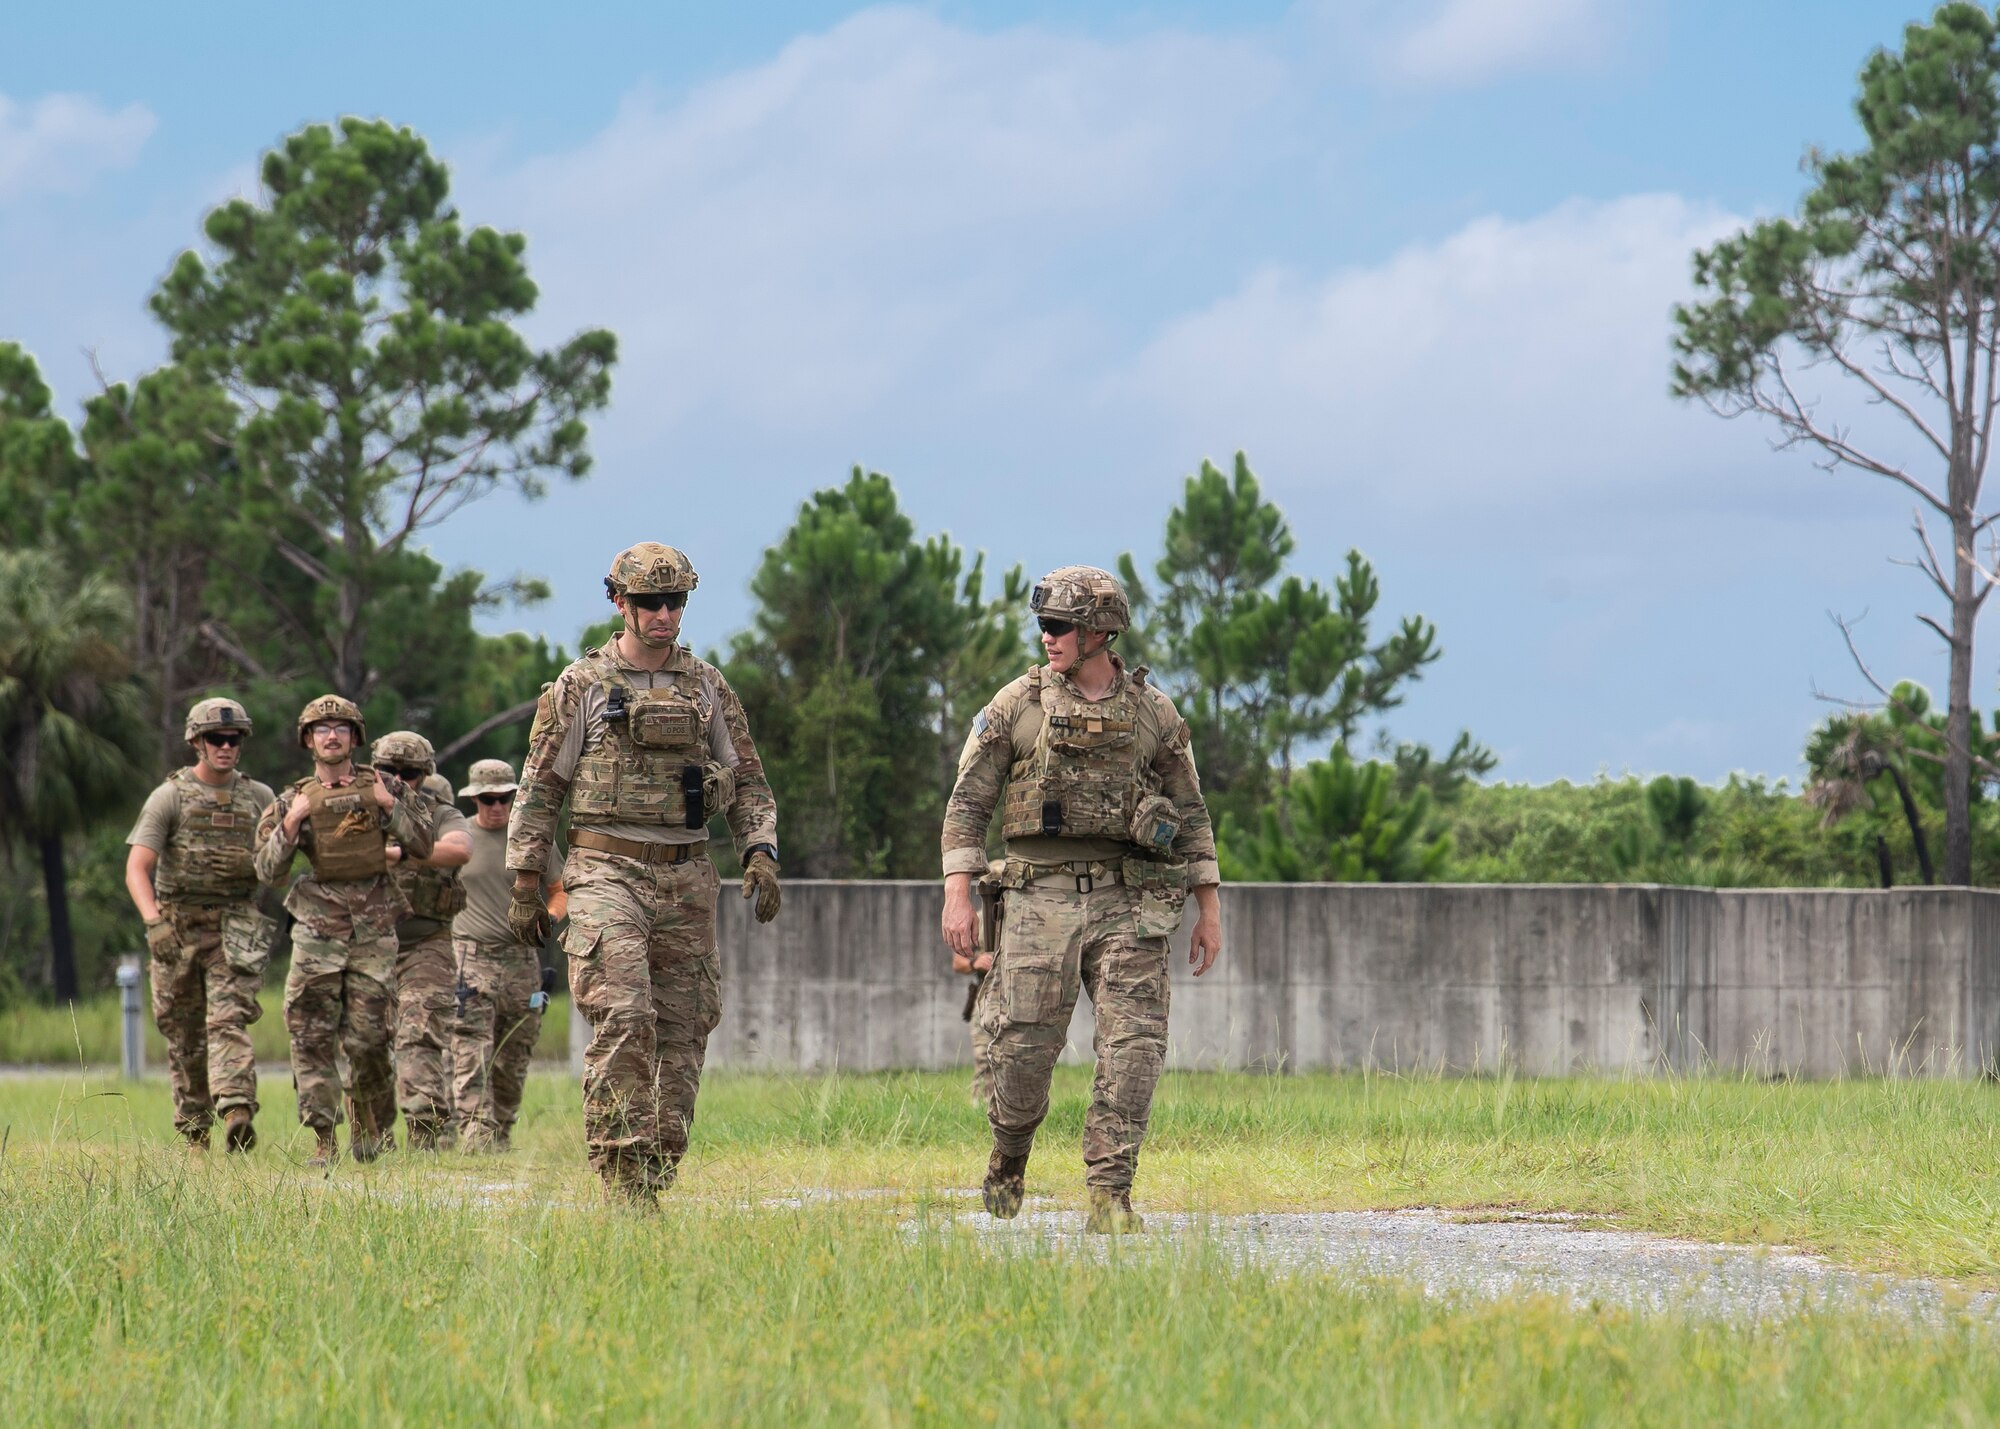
[148,902,263,1136]
[449,936,544,1149]
[392,928,455,1135]
[978,881,1171,1191]
[969,973,995,1106]
[562,847,722,1189]
[283,929,397,1133]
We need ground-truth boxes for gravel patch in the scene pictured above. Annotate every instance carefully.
[946,1206,2000,1323]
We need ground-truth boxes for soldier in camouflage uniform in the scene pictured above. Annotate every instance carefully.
[941,566,1224,1231]
[508,543,781,1208]
[450,758,567,1152]
[374,731,473,1150]
[255,695,436,1166]
[124,698,278,1151]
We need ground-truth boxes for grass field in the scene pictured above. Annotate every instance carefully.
[0,989,574,1065]
[5,1067,2000,1424]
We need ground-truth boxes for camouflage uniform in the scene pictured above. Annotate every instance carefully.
[509,544,779,1202]
[943,567,1220,1205]
[126,698,276,1145]
[377,732,470,1147]
[255,697,436,1153]
[450,759,555,1151]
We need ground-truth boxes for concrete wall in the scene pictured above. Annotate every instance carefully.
[703,882,2000,1078]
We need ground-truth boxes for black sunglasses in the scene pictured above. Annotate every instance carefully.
[382,763,430,782]
[1037,618,1075,638]
[475,793,514,807]
[627,592,687,612]
[201,732,245,748]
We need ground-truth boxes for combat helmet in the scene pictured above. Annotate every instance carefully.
[421,773,453,802]
[373,730,437,773]
[605,543,700,598]
[296,694,367,748]
[1030,565,1130,634]
[184,697,253,743]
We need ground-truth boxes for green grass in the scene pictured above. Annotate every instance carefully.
[4,1069,2000,1424]
[0,990,574,1064]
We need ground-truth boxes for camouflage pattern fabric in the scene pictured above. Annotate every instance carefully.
[283,929,396,1132]
[561,848,722,1188]
[256,774,432,1133]
[941,655,1221,884]
[507,642,777,875]
[969,972,995,1107]
[392,929,456,1135]
[449,936,544,1149]
[978,881,1170,1191]
[148,902,263,1136]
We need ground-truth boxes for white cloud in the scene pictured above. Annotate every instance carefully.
[1389,0,1614,87]
[0,92,155,200]
[463,7,1278,436]
[1108,193,1751,508]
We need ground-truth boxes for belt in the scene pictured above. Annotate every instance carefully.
[570,829,709,865]
[1023,860,1124,893]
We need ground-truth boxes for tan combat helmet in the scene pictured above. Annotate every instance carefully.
[1031,565,1130,634]
[373,730,437,773]
[184,697,253,743]
[458,758,520,799]
[605,542,700,597]
[296,694,367,748]
[421,773,453,802]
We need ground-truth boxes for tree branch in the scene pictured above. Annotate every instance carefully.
[432,698,540,767]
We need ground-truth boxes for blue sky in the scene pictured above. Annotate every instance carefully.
[0,1,1964,783]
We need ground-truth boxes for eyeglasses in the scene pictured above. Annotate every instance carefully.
[627,592,687,613]
[308,721,351,738]
[475,793,514,807]
[382,763,430,782]
[201,732,244,748]
[1037,618,1076,638]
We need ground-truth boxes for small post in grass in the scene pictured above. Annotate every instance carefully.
[117,957,143,1079]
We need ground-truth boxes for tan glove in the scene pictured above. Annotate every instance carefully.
[741,851,781,924]
[144,916,177,958]
[508,879,551,946]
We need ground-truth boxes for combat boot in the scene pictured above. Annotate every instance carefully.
[306,1126,340,1168]
[405,1119,442,1153]
[183,1125,211,1154]
[982,1146,1029,1220]
[602,1159,658,1215]
[346,1096,385,1164]
[1084,1188,1144,1235]
[223,1108,256,1154]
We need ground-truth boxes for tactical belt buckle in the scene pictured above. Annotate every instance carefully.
[1073,864,1094,894]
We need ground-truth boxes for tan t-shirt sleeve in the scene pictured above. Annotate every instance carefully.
[126,783,180,853]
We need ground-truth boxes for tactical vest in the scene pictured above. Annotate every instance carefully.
[154,768,259,903]
[298,768,391,882]
[1001,667,1162,844]
[392,793,467,922]
[570,649,722,828]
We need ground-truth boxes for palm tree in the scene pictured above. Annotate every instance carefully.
[1804,713,1934,887]
[0,549,152,1001]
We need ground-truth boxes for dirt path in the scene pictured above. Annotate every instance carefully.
[950,1205,1998,1322]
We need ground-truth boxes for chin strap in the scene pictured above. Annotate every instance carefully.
[625,613,676,650]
